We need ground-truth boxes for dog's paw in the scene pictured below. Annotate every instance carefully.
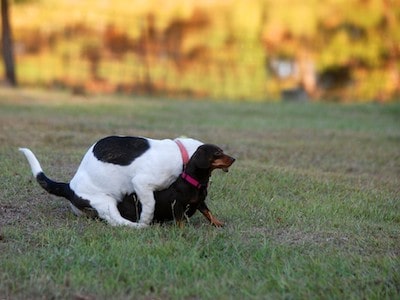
[211,219,225,227]
[136,222,149,229]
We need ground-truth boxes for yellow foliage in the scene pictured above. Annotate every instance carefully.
[8,0,400,101]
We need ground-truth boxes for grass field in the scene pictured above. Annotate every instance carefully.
[0,88,399,299]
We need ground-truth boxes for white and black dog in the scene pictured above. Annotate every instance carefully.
[20,136,234,228]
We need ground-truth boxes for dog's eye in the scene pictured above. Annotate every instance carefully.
[214,151,223,158]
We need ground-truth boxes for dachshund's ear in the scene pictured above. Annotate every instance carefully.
[193,147,211,169]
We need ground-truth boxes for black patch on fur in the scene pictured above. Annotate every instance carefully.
[70,192,94,211]
[93,136,150,166]
[36,172,99,218]
[37,172,75,199]
[118,192,178,223]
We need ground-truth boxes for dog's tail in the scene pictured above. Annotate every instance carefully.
[19,148,75,200]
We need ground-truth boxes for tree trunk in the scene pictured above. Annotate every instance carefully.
[1,0,17,86]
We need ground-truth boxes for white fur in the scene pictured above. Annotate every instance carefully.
[19,148,43,176]
[20,137,203,228]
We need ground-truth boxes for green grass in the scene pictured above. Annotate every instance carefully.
[0,88,399,299]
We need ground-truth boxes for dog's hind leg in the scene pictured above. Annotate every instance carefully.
[87,194,147,228]
[131,178,156,225]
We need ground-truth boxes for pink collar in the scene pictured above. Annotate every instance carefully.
[174,139,189,167]
[181,172,206,189]
[175,140,206,189]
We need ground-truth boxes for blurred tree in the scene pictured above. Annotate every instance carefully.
[81,42,102,81]
[1,0,17,86]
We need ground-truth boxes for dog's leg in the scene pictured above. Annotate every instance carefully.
[89,194,147,228]
[198,202,224,227]
[131,178,156,225]
[171,199,186,228]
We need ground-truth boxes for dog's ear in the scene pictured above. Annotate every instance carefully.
[193,147,211,169]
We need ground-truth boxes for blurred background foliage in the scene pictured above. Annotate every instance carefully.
[4,0,400,101]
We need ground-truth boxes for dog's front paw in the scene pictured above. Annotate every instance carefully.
[211,219,225,227]
[136,222,149,228]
